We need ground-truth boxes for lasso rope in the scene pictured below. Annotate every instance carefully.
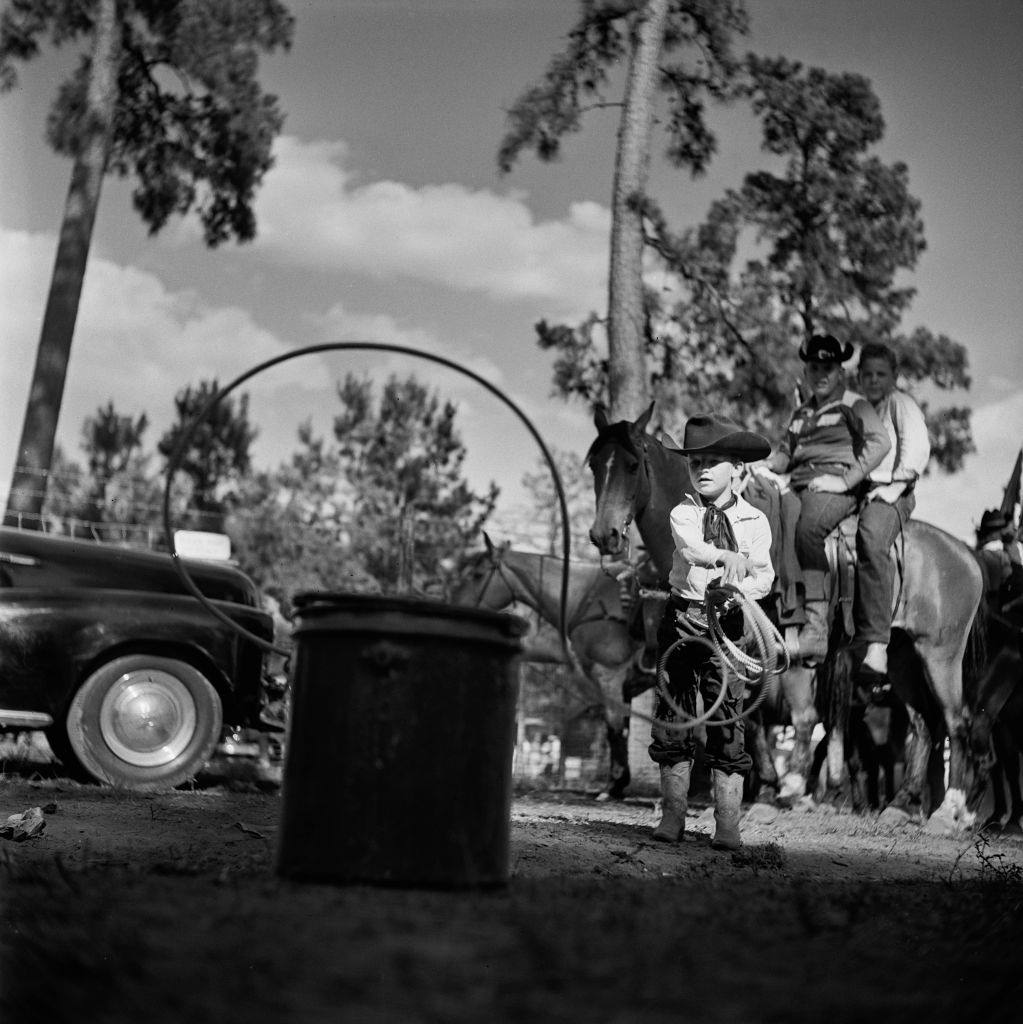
[627,585,790,735]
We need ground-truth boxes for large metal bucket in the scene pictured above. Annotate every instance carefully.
[163,342,570,889]
[274,592,526,888]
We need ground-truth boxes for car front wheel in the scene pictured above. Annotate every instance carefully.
[62,654,223,791]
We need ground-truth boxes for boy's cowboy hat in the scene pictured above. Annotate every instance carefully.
[799,333,854,363]
[663,414,772,461]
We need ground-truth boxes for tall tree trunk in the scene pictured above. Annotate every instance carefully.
[4,0,121,529]
[606,0,668,422]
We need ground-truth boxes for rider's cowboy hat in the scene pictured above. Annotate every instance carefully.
[799,333,854,363]
[663,414,772,461]
[977,508,1010,537]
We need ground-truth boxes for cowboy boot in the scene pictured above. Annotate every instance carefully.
[652,761,692,842]
[858,642,891,702]
[711,768,744,851]
[798,599,830,665]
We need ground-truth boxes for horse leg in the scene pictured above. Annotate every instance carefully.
[880,703,930,825]
[821,725,852,809]
[745,711,780,804]
[879,748,894,808]
[922,656,977,835]
[982,732,1009,833]
[851,710,880,811]
[590,662,631,801]
[778,665,818,803]
[1004,744,1023,837]
[807,729,828,799]
[997,678,1023,835]
[602,718,631,801]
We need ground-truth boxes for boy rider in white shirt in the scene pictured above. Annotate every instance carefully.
[650,414,775,852]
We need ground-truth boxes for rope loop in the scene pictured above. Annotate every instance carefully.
[649,586,790,735]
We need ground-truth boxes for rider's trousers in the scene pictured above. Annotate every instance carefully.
[793,490,859,599]
[854,492,914,646]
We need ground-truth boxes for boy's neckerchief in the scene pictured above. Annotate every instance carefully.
[702,495,738,552]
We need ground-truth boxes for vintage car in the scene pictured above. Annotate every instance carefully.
[0,525,276,791]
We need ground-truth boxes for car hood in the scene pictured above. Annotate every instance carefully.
[0,527,261,608]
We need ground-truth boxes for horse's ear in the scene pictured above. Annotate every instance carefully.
[635,401,655,434]
[483,531,495,554]
[593,403,610,431]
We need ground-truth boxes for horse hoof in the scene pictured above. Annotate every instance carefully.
[922,814,956,837]
[776,774,806,807]
[922,806,971,836]
[924,789,975,836]
[1003,818,1023,838]
[744,803,779,826]
[595,791,612,803]
[878,805,913,827]
[691,807,716,832]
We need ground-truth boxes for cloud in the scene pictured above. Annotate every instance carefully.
[0,225,594,514]
[248,136,610,316]
[914,389,1023,543]
[0,226,291,491]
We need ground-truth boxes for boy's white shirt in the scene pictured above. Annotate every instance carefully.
[866,389,931,504]
[668,493,775,602]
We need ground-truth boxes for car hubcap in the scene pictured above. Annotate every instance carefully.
[99,669,197,767]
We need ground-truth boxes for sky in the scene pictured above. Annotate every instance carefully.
[1,0,1021,547]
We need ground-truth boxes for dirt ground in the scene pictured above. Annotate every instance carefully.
[1,753,1022,1024]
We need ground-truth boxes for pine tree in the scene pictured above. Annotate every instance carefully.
[158,380,258,534]
[1,0,293,526]
[333,374,498,592]
[499,0,749,420]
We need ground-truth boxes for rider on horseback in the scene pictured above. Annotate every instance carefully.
[976,509,1015,608]
[854,343,931,695]
[763,334,891,666]
[650,414,774,851]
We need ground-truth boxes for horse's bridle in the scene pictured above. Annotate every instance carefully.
[466,549,518,611]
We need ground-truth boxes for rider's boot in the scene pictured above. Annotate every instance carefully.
[858,642,891,702]
[710,769,744,851]
[798,599,830,666]
[652,761,692,842]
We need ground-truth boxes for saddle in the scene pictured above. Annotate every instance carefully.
[824,514,859,641]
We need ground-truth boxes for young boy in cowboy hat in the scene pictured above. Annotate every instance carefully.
[764,333,890,665]
[650,413,775,851]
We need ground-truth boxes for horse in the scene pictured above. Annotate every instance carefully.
[451,534,655,800]
[974,644,1023,835]
[973,591,1023,835]
[585,403,987,833]
[808,671,910,810]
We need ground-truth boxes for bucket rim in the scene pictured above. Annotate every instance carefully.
[291,590,529,636]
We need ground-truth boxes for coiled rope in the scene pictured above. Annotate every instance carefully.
[645,584,791,734]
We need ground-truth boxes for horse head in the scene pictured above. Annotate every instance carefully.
[450,532,516,612]
[585,403,692,582]
[585,402,656,559]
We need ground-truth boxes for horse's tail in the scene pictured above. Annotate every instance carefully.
[962,592,989,703]
[815,644,856,736]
